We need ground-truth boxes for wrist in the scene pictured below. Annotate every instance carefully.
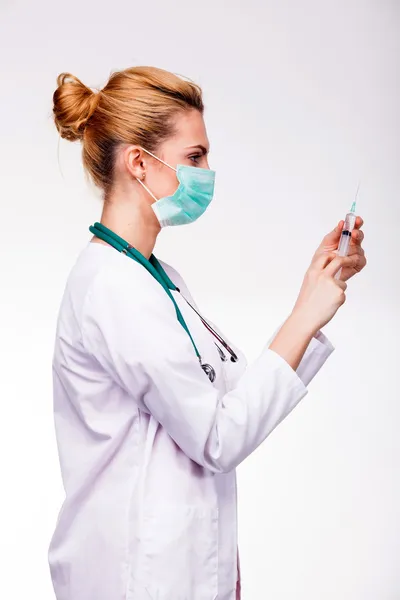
[268,309,316,372]
[288,307,319,340]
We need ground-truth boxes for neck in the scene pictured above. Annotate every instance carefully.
[96,193,161,260]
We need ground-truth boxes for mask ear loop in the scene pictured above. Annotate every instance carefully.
[136,146,179,201]
[139,146,178,172]
[136,177,159,201]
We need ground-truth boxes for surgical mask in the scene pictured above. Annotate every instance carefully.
[136,147,216,227]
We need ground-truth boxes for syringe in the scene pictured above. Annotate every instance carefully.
[334,184,359,280]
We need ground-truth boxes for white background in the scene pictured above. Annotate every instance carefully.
[1,0,399,598]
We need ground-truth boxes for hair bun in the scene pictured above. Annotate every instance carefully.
[52,72,100,141]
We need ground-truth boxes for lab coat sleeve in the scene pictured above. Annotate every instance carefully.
[81,265,330,474]
[263,322,335,387]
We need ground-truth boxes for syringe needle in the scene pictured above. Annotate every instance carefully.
[350,181,360,214]
[355,181,361,201]
[354,180,361,204]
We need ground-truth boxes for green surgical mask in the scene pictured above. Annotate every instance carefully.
[136,147,216,227]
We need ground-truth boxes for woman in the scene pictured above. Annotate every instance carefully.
[48,66,366,600]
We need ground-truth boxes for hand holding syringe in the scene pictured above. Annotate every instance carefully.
[289,185,366,330]
[334,184,360,280]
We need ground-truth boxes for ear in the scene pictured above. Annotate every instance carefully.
[123,145,148,180]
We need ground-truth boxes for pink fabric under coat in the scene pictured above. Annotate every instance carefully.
[236,549,241,599]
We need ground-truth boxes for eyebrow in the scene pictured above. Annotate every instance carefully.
[185,144,209,154]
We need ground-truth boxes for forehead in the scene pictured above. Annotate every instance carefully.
[170,109,209,149]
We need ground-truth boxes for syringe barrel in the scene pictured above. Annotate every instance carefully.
[335,210,357,279]
[337,230,351,257]
[337,211,356,257]
[344,211,356,232]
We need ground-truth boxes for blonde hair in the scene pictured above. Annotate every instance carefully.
[52,66,204,195]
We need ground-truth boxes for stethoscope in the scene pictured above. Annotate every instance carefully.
[88,222,238,382]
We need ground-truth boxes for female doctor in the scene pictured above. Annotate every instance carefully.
[48,66,366,600]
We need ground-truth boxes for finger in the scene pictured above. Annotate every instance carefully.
[313,250,337,270]
[353,215,364,229]
[350,228,364,245]
[335,279,347,291]
[343,250,367,273]
[347,245,365,257]
[324,255,356,277]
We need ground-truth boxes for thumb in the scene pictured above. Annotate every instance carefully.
[323,220,344,246]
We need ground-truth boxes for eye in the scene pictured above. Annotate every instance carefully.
[188,154,202,164]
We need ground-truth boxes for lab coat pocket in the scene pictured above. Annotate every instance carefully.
[137,505,219,600]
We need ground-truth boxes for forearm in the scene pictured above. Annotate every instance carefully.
[268,310,317,372]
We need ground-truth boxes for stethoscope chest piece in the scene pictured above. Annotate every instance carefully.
[201,362,216,383]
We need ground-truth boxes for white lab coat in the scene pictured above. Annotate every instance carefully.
[48,241,334,600]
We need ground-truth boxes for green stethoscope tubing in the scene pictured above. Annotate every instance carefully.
[88,221,203,365]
